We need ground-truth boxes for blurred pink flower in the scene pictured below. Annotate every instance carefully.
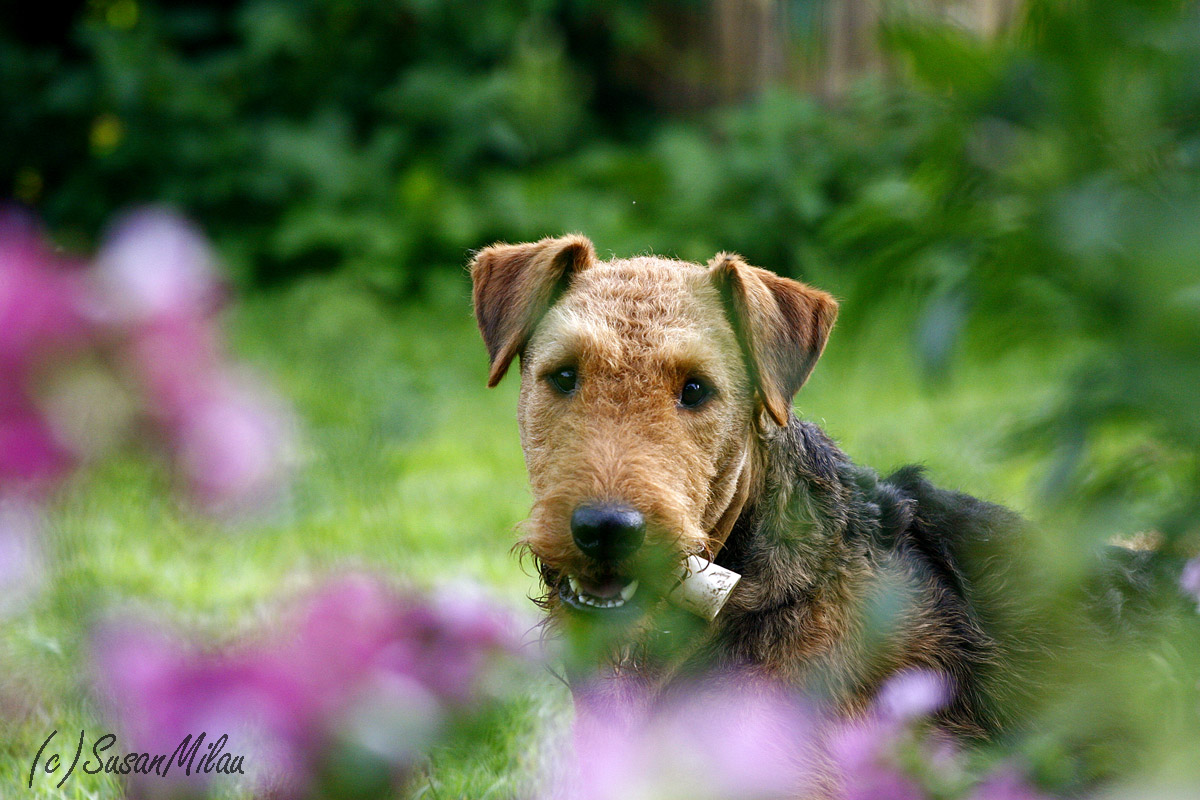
[0,211,88,379]
[1180,556,1200,612]
[560,676,819,800]
[828,670,953,800]
[554,667,967,800]
[971,767,1052,800]
[93,574,522,798]
[1,205,295,511]
[0,500,44,617]
[94,622,301,795]
[382,585,518,704]
[174,376,294,513]
[876,669,952,723]
[0,211,89,491]
[0,398,74,490]
[828,717,925,800]
[92,207,294,511]
[93,208,223,324]
[125,315,223,421]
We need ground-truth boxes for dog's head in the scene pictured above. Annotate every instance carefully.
[471,236,836,618]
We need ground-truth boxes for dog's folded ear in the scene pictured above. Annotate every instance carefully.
[470,235,597,387]
[709,253,838,427]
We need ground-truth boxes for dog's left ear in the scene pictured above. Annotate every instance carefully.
[709,253,838,427]
[470,235,597,387]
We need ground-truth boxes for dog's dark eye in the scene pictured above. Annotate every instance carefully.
[547,367,578,395]
[679,377,713,409]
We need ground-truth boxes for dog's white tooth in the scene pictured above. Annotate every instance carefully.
[568,576,581,595]
[620,580,638,601]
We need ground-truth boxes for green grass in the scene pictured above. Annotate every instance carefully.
[1,271,1077,799]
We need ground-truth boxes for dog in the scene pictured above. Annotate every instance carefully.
[470,235,1026,738]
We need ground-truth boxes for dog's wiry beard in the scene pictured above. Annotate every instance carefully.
[515,528,720,691]
[511,540,562,611]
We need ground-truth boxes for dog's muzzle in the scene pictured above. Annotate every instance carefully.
[556,502,645,613]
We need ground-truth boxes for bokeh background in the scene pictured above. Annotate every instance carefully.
[3,0,1200,797]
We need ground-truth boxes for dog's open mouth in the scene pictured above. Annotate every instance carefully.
[559,573,640,611]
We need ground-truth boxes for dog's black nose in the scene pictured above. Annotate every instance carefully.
[571,503,645,561]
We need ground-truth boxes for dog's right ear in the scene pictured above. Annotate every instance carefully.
[470,235,596,387]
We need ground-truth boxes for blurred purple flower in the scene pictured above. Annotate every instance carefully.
[1180,556,1200,612]
[828,717,925,800]
[384,583,519,704]
[0,212,88,491]
[93,208,223,324]
[93,574,522,798]
[876,669,952,723]
[92,207,294,511]
[971,767,1053,800]
[174,376,294,513]
[0,211,88,379]
[554,667,965,800]
[0,398,74,490]
[826,670,956,800]
[0,500,44,617]
[126,316,222,421]
[560,676,818,800]
[95,622,303,795]
[1,205,294,512]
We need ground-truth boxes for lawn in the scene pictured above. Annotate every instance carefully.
[0,267,1073,799]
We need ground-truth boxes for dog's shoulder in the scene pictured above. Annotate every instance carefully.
[779,418,1024,596]
[847,463,1019,600]
[780,417,1022,539]
[759,417,1027,605]
[884,465,1023,539]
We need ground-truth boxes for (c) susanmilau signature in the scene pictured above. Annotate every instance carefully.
[29,729,246,789]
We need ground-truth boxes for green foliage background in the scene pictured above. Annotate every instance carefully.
[4,0,1200,797]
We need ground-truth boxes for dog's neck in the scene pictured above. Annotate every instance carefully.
[704,407,788,555]
[714,414,853,607]
[706,446,753,551]
[600,416,853,687]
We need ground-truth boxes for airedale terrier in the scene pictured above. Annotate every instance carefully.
[470,235,1025,738]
